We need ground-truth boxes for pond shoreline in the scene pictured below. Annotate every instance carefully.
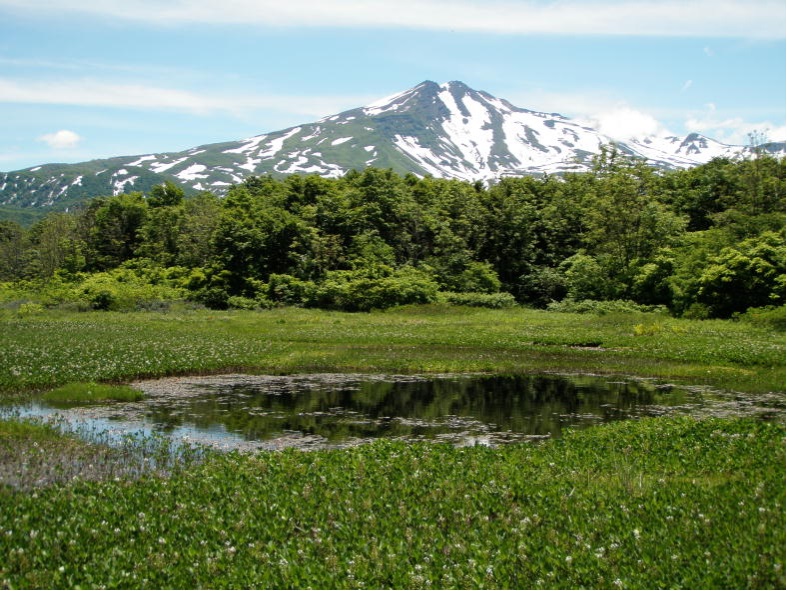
[3,371,783,453]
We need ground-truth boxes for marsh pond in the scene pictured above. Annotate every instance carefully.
[4,373,783,451]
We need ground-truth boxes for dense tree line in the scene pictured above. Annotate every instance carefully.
[0,148,784,317]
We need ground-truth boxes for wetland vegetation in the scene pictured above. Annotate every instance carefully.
[0,152,784,588]
[0,414,783,589]
[0,305,784,589]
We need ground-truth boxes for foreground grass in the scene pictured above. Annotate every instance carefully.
[0,416,783,589]
[0,305,783,394]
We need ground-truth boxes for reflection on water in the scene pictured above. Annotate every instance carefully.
[3,373,783,451]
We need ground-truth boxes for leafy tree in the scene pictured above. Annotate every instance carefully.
[583,148,686,297]
[695,231,785,317]
[477,178,539,294]
[212,185,309,292]
[176,193,221,268]
[0,220,28,280]
[138,205,184,266]
[83,193,149,270]
[27,213,84,278]
[343,168,421,263]
[147,181,185,208]
[661,158,738,231]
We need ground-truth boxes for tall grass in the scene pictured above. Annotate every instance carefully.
[0,417,202,490]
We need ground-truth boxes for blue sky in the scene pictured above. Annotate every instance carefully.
[0,0,784,172]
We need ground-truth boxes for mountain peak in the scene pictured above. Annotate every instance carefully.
[440,80,471,91]
[2,80,784,213]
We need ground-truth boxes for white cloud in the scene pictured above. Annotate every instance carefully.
[38,129,82,149]
[684,102,786,144]
[0,0,784,38]
[508,88,670,139]
[685,115,786,144]
[585,107,667,140]
[0,77,372,119]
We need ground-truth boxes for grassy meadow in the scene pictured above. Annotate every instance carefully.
[0,305,784,588]
[0,304,784,394]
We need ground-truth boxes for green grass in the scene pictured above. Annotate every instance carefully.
[0,305,783,395]
[0,416,783,589]
[0,306,783,588]
[40,382,144,404]
[0,417,65,440]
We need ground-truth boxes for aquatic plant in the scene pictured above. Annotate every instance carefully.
[0,416,783,589]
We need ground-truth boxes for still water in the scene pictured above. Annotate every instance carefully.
[5,373,783,450]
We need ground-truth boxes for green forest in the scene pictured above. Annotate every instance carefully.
[1,147,784,318]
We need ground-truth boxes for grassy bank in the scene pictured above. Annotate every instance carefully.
[41,382,144,404]
[0,416,783,589]
[0,305,784,395]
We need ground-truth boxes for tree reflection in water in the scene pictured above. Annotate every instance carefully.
[128,373,692,447]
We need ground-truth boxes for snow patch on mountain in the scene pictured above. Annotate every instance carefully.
[151,157,188,174]
[176,164,209,181]
[128,155,157,166]
[223,134,270,155]
[363,87,418,116]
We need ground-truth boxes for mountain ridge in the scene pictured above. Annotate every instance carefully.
[1,80,784,213]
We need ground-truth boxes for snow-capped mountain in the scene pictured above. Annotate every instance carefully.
[1,80,783,212]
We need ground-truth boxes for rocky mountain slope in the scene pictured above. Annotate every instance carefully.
[1,80,783,213]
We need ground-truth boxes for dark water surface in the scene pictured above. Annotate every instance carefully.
[4,373,783,450]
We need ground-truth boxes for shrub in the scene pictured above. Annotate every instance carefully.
[515,266,567,308]
[191,286,231,310]
[16,302,45,316]
[79,270,186,311]
[734,305,786,331]
[315,267,439,312]
[547,299,668,315]
[264,274,317,307]
[452,261,502,294]
[437,291,517,309]
[226,296,260,310]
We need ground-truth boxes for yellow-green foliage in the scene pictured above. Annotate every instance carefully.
[16,302,45,317]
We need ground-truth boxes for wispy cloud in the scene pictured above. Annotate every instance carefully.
[1,0,784,38]
[0,77,373,118]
